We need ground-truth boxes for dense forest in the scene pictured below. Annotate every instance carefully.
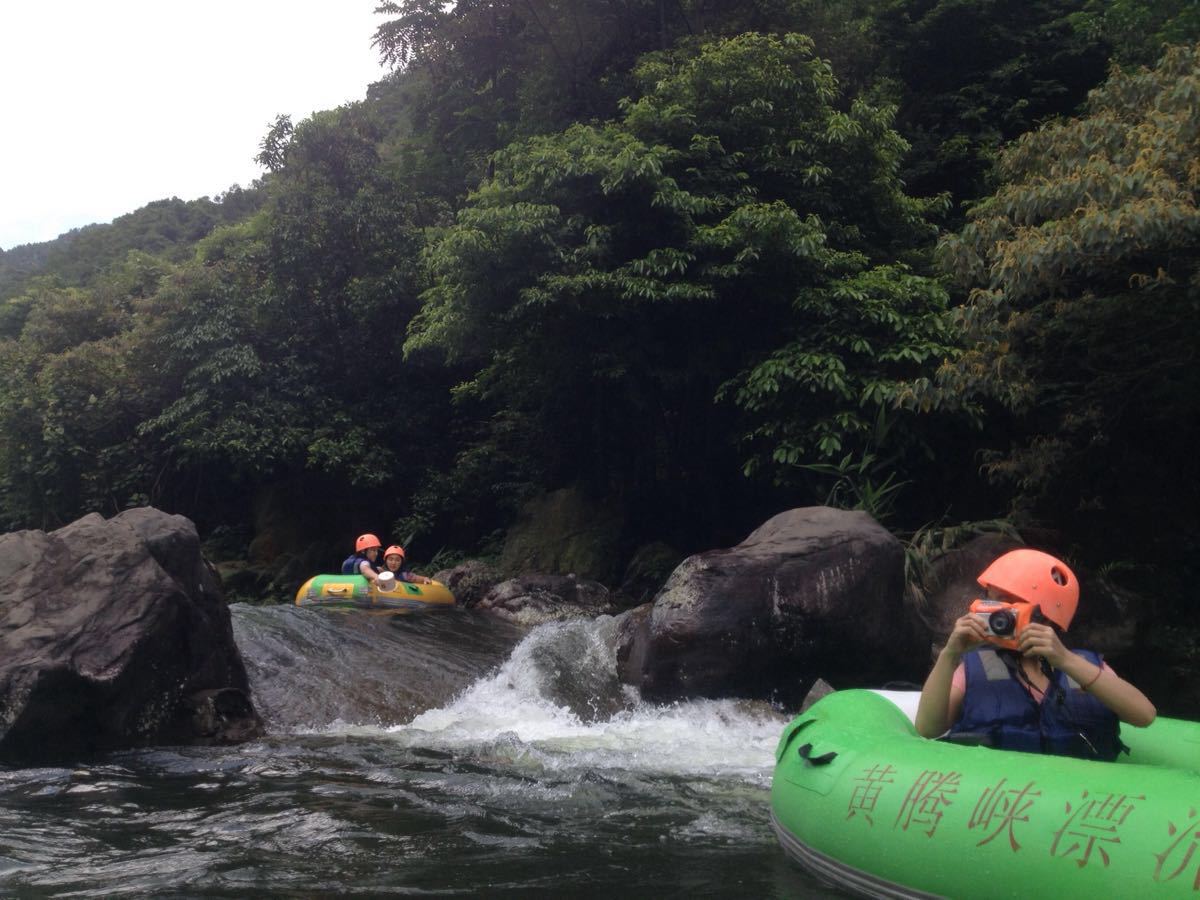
[0,0,1197,620]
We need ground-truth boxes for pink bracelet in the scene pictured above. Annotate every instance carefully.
[1081,666,1104,690]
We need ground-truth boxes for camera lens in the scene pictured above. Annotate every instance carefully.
[988,609,1017,636]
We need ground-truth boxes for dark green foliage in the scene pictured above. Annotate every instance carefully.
[368,0,864,206]
[1070,0,1200,66]
[0,1,1195,596]
[140,105,438,496]
[871,0,1112,210]
[0,254,169,527]
[256,115,295,173]
[0,191,265,302]
[921,44,1200,571]
[407,33,956,544]
[371,0,677,204]
[0,243,53,302]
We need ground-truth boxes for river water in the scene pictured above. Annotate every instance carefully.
[0,605,840,897]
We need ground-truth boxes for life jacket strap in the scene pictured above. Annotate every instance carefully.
[977,648,1011,681]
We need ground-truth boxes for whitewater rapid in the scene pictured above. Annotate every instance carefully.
[374,616,785,783]
[0,605,833,897]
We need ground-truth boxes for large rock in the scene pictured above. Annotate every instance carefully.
[619,507,921,705]
[909,533,1022,657]
[615,602,654,687]
[476,574,617,626]
[0,508,263,763]
[916,534,1147,660]
[433,559,505,609]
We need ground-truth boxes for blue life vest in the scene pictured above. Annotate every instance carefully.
[948,647,1124,761]
[341,553,374,576]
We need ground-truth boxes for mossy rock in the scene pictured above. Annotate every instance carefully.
[500,487,625,584]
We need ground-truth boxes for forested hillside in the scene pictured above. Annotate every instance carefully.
[0,0,1196,617]
[0,190,264,300]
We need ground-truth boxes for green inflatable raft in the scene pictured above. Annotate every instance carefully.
[771,689,1200,898]
[294,573,456,610]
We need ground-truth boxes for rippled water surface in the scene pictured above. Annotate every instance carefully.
[0,605,841,897]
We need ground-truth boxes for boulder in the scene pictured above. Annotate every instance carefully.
[916,534,1147,661]
[800,677,836,712]
[614,602,654,687]
[433,559,505,609]
[620,506,921,706]
[476,574,617,626]
[909,533,1023,659]
[0,508,263,764]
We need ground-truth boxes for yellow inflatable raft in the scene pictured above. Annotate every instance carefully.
[294,573,455,610]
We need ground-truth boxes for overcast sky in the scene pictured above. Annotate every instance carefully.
[1,1,388,250]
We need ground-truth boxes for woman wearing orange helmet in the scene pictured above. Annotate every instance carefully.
[341,533,384,582]
[915,549,1155,760]
[381,545,434,586]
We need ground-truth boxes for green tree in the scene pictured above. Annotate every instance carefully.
[917,43,1200,560]
[871,0,1112,209]
[0,254,171,527]
[408,33,955,541]
[0,192,263,304]
[1071,0,1200,66]
[133,102,458,536]
[371,0,843,207]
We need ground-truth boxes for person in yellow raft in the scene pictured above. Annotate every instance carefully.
[381,544,434,586]
[915,548,1155,760]
[341,533,384,583]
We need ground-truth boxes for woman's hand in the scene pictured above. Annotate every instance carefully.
[917,613,984,738]
[1017,622,1069,667]
[944,613,989,657]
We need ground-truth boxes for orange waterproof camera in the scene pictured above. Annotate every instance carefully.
[968,599,1044,650]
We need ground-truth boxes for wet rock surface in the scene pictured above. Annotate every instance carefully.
[433,559,505,609]
[475,574,618,626]
[0,508,262,764]
[917,533,1148,661]
[617,506,922,706]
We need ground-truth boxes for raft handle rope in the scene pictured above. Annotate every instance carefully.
[797,743,838,767]
[1075,730,1099,757]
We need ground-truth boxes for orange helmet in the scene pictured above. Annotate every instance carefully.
[977,549,1079,631]
[384,545,406,560]
[355,533,382,553]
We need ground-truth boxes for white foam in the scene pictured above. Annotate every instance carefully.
[382,618,787,782]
